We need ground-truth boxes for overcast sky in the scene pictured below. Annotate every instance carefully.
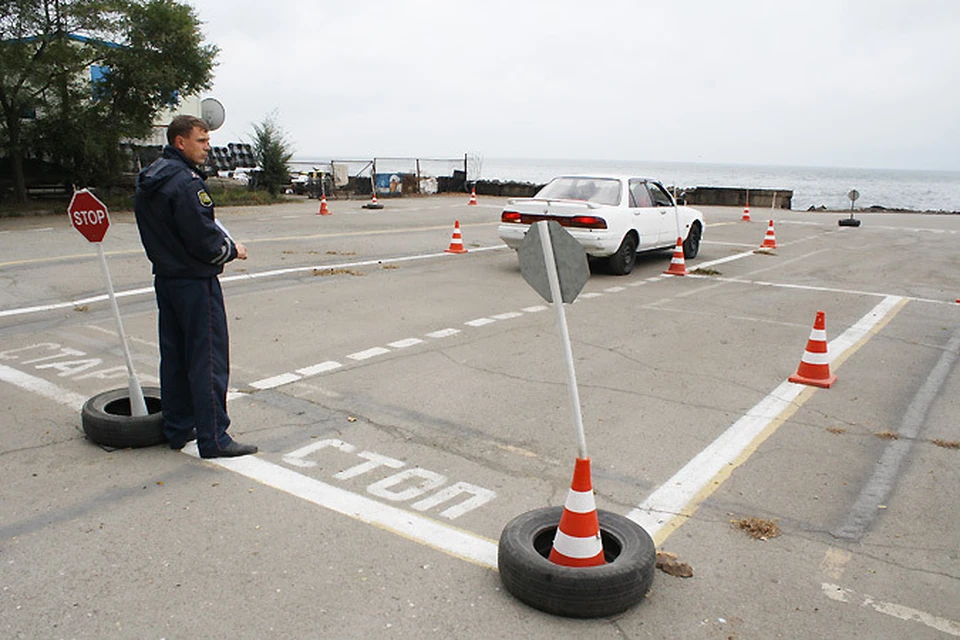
[190,0,960,171]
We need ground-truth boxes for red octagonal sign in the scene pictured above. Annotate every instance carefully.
[68,188,111,243]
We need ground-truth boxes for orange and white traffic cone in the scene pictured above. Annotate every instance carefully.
[663,237,688,276]
[468,187,478,206]
[789,310,837,388]
[318,193,330,215]
[760,219,777,249]
[742,189,751,221]
[549,457,605,567]
[444,220,468,254]
[363,192,384,209]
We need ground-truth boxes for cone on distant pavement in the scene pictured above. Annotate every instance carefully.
[549,457,605,568]
[663,237,688,276]
[363,192,384,210]
[468,187,478,205]
[789,310,837,388]
[444,220,468,254]
[760,219,777,248]
[318,193,330,215]
[742,189,751,221]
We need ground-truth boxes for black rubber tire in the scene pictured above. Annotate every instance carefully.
[607,234,638,275]
[683,221,702,259]
[498,506,655,618]
[81,386,165,449]
[838,218,861,227]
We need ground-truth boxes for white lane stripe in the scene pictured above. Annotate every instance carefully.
[0,246,509,319]
[522,305,548,313]
[604,286,626,293]
[387,338,423,349]
[627,295,904,542]
[580,292,602,299]
[426,328,460,338]
[347,347,391,361]
[465,318,495,327]
[295,361,342,376]
[0,364,87,411]
[182,444,498,569]
[822,583,960,636]
[250,373,302,390]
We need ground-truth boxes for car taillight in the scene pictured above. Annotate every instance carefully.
[567,216,607,229]
[501,211,521,223]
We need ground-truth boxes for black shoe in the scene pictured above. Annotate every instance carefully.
[168,429,197,450]
[200,441,258,459]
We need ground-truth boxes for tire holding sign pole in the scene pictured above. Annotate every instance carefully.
[68,189,163,448]
[499,220,654,617]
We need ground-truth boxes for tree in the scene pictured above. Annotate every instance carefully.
[0,0,218,202]
[249,111,292,196]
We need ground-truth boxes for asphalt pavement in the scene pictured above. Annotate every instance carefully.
[1,194,958,638]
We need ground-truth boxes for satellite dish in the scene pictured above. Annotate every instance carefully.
[201,97,226,131]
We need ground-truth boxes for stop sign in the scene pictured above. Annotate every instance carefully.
[68,189,110,243]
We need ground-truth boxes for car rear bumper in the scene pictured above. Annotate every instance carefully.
[497,224,619,257]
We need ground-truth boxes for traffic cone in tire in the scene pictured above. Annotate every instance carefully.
[742,190,751,221]
[318,194,330,215]
[663,237,688,276]
[363,192,384,210]
[444,220,468,254]
[468,187,478,205]
[788,310,837,388]
[549,458,605,567]
[760,220,777,249]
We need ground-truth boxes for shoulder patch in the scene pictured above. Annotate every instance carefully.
[198,189,213,207]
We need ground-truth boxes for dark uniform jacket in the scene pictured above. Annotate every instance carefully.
[135,146,237,278]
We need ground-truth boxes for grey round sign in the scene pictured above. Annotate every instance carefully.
[847,189,860,202]
[201,97,226,131]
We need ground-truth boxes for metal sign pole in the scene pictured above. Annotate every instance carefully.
[535,221,589,460]
[95,244,148,417]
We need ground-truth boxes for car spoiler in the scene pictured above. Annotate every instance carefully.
[505,197,602,210]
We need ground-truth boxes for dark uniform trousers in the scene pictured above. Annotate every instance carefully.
[155,275,232,455]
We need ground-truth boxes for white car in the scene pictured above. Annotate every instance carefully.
[498,175,704,275]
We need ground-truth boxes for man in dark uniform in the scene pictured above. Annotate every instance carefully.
[134,115,257,458]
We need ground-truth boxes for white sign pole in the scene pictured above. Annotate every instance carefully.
[535,221,589,460]
[95,244,148,417]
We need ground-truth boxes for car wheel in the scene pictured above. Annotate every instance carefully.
[607,234,638,275]
[81,386,165,449]
[683,222,702,259]
[498,506,655,618]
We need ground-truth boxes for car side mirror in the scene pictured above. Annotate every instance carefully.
[675,197,686,206]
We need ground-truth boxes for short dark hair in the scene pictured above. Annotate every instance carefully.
[167,115,209,146]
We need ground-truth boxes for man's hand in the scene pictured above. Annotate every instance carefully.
[236,242,248,260]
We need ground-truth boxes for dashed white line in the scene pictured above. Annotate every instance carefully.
[822,583,960,636]
[465,318,495,327]
[426,328,461,338]
[251,372,302,390]
[296,361,343,376]
[387,338,424,349]
[347,346,391,361]
[580,292,603,299]
[604,286,626,293]
[522,305,548,313]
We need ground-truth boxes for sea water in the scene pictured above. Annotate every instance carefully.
[478,158,960,213]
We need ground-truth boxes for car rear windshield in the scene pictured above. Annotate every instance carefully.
[535,178,621,206]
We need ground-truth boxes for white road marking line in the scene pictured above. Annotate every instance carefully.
[295,361,342,376]
[580,292,603,299]
[0,364,87,411]
[250,372,302,390]
[0,246,509,319]
[387,338,424,349]
[181,443,499,569]
[465,318,495,327]
[426,328,461,338]
[522,305,548,313]
[627,295,906,545]
[604,286,626,293]
[491,312,523,320]
[645,276,663,282]
[821,583,960,636]
[707,276,951,306]
[347,347,391,361]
